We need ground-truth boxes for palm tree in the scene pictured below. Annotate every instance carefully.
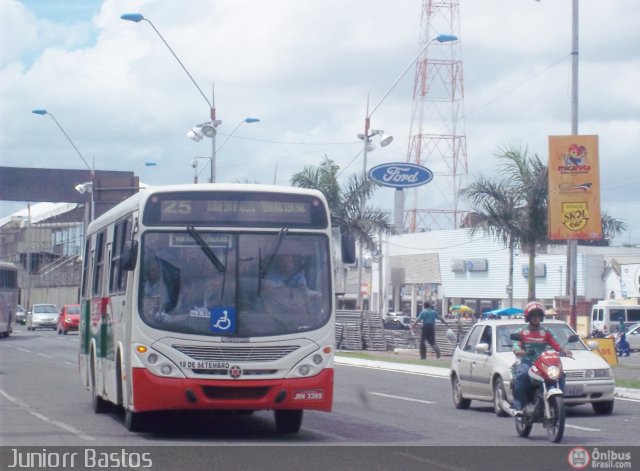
[290,157,395,251]
[460,179,522,307]
[601,211,627,243]
[460,144,547,301]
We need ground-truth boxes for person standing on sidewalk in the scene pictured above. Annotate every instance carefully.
[411,302,450,359]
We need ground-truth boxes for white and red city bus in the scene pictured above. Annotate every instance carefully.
[0,261,19,338]
[79,183,352,433]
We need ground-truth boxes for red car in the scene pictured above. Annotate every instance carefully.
[57,304,80,334]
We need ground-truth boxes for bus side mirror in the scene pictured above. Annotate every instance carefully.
[121,240,138,271]
[341,232,356,265]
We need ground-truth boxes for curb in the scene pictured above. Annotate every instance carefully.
[334,356,640,400]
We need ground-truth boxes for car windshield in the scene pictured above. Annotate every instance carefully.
[66,306,81,314]
[138,231,331,337]
[496,323,586,353]
[34,305,57,314]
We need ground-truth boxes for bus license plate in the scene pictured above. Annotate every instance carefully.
[293,390,324,401]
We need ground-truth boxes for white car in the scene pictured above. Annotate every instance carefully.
[449,318,615,416]
[27,304,59,331]
[623,323,640,351]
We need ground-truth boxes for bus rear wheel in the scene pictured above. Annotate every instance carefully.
[90,354,110,413]
[274,410,303,434]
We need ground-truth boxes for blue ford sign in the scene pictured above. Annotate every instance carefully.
[368,162,433,189]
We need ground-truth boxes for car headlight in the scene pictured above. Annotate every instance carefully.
[593,369,612,379]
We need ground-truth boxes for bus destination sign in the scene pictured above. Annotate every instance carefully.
[144,191,328,228]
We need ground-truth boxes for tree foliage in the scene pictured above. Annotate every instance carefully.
[290,157,395,250]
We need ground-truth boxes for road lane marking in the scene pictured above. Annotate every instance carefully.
[0,388,95,441]
[566,424,601,432]
[369,391,435,404]
[37,352,53,359]
[17,348,32,353]
[394,451,470,471]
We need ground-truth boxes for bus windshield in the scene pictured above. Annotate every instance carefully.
[138,231,331,337]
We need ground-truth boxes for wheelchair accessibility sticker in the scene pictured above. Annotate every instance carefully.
[209,306,236,334]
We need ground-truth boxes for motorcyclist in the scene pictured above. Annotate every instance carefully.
[510,301,573,416]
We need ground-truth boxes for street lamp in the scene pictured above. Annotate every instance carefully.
[121,12,220,181]
[31,108,95,222]
[135,161,158,173]
[355,33,458,311]
[189,117,260,183]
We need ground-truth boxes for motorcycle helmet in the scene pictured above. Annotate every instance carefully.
[524,301,545,323]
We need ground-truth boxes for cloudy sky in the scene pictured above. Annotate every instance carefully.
[1,0,639,244]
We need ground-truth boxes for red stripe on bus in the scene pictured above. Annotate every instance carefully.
[130,368,334,413]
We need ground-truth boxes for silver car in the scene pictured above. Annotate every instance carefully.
[15,305,26,325]
[27,304,59,331]
[449,318,615,416]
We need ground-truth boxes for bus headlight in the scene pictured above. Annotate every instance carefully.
[134,344,184,378]
[286,347,332,379]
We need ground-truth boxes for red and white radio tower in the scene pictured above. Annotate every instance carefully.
[405,0,468,232]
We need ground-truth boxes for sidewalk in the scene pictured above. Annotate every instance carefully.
[335,348,640,401]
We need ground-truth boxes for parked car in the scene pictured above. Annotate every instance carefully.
[15,305,26,325]
[384,313,412,330]
[449,318,615,417]
[57,304,80,335]
[623,322,640,351]
[27,304,58,331]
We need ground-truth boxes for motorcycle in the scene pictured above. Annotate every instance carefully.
[507,333,579,443]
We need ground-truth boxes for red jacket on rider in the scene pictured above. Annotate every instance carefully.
[513,327,563,364]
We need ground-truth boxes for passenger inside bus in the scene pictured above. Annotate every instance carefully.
[141,256,180,323]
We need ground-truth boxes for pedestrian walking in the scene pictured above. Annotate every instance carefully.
[411,302,450,359]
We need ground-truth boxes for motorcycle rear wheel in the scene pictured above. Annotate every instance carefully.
[515,416,532,438]
[546,395,565,443]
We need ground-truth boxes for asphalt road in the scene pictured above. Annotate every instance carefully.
[1,324,639,463]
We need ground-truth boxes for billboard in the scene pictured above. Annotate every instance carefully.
[547,135,602,240]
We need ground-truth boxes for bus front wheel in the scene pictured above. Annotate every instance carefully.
[274,409,303,434]
[124,408,146,432]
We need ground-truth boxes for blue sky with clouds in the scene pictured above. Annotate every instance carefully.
[1,0,639,245]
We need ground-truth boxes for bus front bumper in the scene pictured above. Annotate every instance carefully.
[131,367,334,413]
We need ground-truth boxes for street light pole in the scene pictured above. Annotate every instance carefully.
[31,109,95,224]
[192,117,260,182]
[355,33,458,311]
[121,13,221,182]
[568,0,579,329]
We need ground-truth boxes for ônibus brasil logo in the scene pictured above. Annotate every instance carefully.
[568,447,591,470]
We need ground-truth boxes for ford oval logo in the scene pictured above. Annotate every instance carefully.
[368,163,433,189]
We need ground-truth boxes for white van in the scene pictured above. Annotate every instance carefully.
[590,301,640,334]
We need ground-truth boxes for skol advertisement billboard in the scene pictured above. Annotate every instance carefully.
[548,135,602,240]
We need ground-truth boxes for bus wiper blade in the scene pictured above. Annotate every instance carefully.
[260,228,288,278]
[186,226,225,272]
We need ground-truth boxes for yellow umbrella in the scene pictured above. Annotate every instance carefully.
[450,305,474,313]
